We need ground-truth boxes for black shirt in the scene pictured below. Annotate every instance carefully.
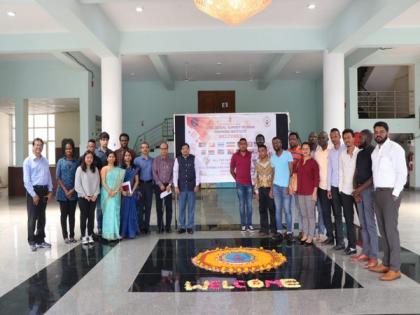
[355,145,374,185]
[78,154,103,170]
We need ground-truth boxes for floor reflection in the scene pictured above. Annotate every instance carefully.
[0,243,115,315]
[129,238,362,292]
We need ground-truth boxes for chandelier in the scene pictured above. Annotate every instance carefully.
[194,0,272,25]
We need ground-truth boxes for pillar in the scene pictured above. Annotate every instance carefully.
[323,51,345,132]
[101,56,122,150]
[15,99,28,166]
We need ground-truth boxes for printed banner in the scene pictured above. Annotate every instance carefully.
[184,113,280,183]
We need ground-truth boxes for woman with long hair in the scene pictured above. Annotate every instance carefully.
[56,138,78,243]
[120,150,140,238]
[101,151,125,241]
[296,142,320,246]
[75,151,100,244]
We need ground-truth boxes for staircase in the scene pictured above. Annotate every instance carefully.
[133,117,174,155]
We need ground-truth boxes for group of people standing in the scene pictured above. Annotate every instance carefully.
[23,132,201,253]
[230,121,407,281]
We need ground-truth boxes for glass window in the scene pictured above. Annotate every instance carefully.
[28,144,32,155]
[34,114,48,127]
[12,145,16,166]
[28,115,33,128]
[48,142,56,164]
[48,114,55,127]
[34,128,48,140]
[28,129,34,142]
[11,115,15,128]
[48,128,55,141]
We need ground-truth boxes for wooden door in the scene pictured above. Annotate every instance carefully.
[198,91,235,113]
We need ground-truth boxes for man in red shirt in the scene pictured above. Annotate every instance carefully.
[230,138,254,232]
[288,132,303,239]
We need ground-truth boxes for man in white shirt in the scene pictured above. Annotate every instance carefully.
[339,129,359,256]
[314,131,333,243]
[368,121,407,281]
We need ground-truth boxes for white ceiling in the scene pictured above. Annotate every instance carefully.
[122,52,323,81]
[101,0,352,31]
[386,1,420,28]
[0,3,67,33]
[0,98,79,115]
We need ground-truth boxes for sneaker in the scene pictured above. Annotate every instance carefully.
[88,235,94,244]
[345,247,357,255]
[241,226,246,232]
[30,244,37,252]
[81,236,89,245]
[248,225,255,232]
[37,242,51,249]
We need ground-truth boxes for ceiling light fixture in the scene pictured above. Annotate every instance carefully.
[130,72,136,76]
[135,6,143,13]
[295,70,301,74]
[217,61,222,65]
[194,0,272,25]
[216,72,222,75]
[7,11,16,17]
[307,3,316,10]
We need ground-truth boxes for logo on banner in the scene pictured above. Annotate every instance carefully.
[263,116,271,127]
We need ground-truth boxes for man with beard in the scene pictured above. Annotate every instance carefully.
[314,131,331,241]
[308,131,318,157]
[352,129,378,268]
[369,121,407,281]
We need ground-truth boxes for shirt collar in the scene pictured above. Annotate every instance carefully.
[30,154,44,161]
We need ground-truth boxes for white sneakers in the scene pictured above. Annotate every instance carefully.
[82,235,95,244]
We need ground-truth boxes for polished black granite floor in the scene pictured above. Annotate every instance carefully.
[0,243,116,315]
[129,238,362,292]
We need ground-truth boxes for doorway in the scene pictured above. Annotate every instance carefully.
[198,91,235,113]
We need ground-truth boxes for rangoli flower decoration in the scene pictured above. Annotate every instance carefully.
[191,246,287,274]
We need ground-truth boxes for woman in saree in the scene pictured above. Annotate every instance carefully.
[120,150,140,239]
[101,151,125,241]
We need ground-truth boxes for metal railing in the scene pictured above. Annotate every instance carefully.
[358,90,415,119]
[133,117,174,153]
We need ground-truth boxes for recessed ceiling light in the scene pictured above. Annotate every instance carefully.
[216,72,222,75]
[135,6,143,13]
[295,70,301,74]
[130,72,135,76]
[7,11,16,17]
[216,62,222,65]
[307,3,316,10]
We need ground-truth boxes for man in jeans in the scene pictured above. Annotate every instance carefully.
[173,143,200,234]
[270,137,293,245]
[288,132,303,238]
[254,144,275,236]
[352,129,378,268]
[230,138,254,232]
[23,138,53,251]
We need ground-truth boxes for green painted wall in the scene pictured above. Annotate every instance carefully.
[123,79,323,144]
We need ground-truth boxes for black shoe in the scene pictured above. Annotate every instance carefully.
[187,228,194,234]
[333,243,345,251]
[273,233,283,242]
[286,234,294,246]
[304,241,314,247]
[178,228,186,234]
[345,247,357,255]
[322,238,335,246]
[165,227,172,233]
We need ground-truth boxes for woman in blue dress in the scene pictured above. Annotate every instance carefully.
[120,150,140,239]
[56,138,78,243]
[101,151,125,241]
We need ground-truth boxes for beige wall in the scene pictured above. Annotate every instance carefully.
[55,111,80,148]
[0,113,10,186]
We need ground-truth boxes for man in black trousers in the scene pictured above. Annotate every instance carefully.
[23,138,53,251]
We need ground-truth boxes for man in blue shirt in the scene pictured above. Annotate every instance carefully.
[23,138,53,251]
[270,137,294,245]
[134,142,154,234]
[94,132,112,235]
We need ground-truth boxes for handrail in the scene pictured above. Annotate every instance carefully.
[358,90,414,119]
[133,117,174,153]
